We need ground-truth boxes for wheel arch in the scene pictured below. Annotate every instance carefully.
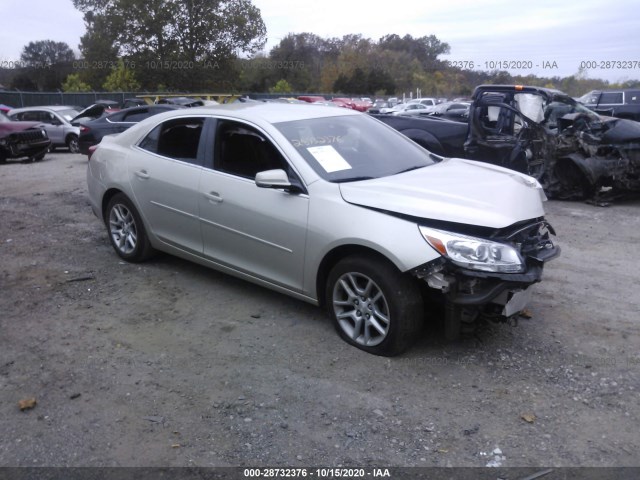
[101,188,127,222]
[315,244,404,309]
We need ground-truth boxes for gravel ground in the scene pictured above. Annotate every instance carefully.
[0,152,639,468]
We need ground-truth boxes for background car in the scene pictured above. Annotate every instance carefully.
[87,103,558,355]
[0,111,50,163]
[9,105,81,153]
[76,104,183,154]
[94,99,120,113]
[381,102,430,116]
[407,97,437,109]
[122,98,148,108]
[427,101,471,121]
[578,89,640,121]
[155,97,205,107]
[297,96,326,103]
[376,85,640,200]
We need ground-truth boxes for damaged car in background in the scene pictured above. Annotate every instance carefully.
[375,85,640,200]
[0,111,51,163]
[87,103,559,355]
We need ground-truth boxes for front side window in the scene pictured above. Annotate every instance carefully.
[139,117,204,163]
[214,120,289,179]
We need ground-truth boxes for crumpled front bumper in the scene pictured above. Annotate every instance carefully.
[413,221,561,316]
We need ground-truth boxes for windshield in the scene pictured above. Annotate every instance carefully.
[275,114,436,182]
[0,111,11,123]
[542,94,600,128]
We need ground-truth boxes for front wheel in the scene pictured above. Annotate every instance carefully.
[326,255,423,356]
[105,193,154,262]
[67,134,80,153]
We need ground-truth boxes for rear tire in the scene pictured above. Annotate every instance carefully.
[67,134,80,153]
[326,255,423,356]
[105,193,155,262]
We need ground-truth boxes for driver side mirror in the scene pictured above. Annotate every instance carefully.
[255,169,304,194]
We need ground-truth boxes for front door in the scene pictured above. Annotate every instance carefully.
[198,120,309,291]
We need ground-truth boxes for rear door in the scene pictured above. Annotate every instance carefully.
[129,116,209,254]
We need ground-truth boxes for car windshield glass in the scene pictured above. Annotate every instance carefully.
[275,114,435,182]
[58,109,80,121]
[0,111,10,123]
[542,94,601,127]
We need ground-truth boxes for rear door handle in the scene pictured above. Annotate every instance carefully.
[204,191,223,203]
[135,170,150,180]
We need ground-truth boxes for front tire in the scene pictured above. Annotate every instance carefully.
[326,255,423,356]
[105,193,154,262]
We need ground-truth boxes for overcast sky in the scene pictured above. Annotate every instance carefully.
[1,0,638,84]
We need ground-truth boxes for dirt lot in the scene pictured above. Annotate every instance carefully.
[1,152,639,468]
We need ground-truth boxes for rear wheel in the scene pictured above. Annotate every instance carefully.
[67,134,80,153]
[105,193,154,262]
[326,255,423,356]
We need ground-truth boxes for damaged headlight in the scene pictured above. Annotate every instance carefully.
[419,226,525,273]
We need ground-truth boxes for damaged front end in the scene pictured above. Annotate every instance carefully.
[412,219,560,339]
[551,112,640,199]
[467,85,640,201]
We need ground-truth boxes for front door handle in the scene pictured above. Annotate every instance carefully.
[204,191,223,203]
[135,170,150,180]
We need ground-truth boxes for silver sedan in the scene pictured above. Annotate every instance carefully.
[87,103,559,355]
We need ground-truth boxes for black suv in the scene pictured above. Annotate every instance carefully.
[578,89,640,121]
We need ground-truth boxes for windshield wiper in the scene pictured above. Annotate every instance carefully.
[396,165,426,174]
[334,176,375,183]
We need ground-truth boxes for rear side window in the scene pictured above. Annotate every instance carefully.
[626,91,640,104]
[600,92,623,104]
[122,109,150,122]
[139,117,204,164]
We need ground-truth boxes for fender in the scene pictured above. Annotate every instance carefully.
[559,152,626,186]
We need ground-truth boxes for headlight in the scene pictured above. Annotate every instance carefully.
[419,226,524,273]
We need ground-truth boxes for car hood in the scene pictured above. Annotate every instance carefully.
[600,117,640,144]
[339,158,546,229]
[0,121,43,134]
[71,104,106,123]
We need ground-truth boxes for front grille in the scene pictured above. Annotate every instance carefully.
[11,129,47,144]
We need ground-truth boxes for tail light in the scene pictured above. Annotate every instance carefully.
[87,145,97,161]
[80,125,91,133]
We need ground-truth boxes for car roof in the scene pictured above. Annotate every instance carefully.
[172,102,361,124]
[11,105,77,112]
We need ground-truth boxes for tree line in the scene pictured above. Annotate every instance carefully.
[1,0,638,98]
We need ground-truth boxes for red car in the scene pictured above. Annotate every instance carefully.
[297,96,326,103]
[330,97,354,109]
[0,111,51,163]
